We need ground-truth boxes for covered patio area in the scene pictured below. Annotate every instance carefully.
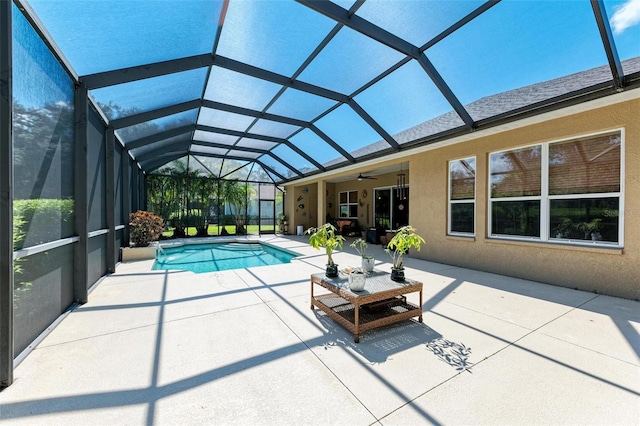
[1,235,638,425]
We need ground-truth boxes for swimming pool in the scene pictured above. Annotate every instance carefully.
[152,241,299,274]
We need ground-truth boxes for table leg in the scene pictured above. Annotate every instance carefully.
[418,287,423,323]
[310,279,314,310]
[354,301,360,343]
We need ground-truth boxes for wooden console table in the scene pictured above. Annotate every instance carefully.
[310,270,423,343]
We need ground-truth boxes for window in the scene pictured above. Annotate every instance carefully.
[449,157,475,235]
[489,131,623,245]
[339,190,358,218]
[490,145,541,237]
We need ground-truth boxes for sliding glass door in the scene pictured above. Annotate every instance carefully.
[374,187,409,230]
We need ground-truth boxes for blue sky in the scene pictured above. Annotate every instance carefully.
[19,0,640,156]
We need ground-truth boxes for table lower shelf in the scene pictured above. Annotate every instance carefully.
[312,293,422,342]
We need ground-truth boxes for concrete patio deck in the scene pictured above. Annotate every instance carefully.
[1,235,638,425]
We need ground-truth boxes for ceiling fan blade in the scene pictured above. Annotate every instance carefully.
[357,173,377,180]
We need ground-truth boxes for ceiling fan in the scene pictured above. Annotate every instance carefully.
[357,173,377,181]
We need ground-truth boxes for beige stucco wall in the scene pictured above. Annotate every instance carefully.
[282,97,639,300]
[287,183,318,234]
[411,98,640,300]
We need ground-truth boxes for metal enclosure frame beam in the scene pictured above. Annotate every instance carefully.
[142,152,187,173]
[309,124,356,163]
[201,99,309,127]
[107,99,330,176]
[79,50,396,177]
[73,84,89,304]
[191,140,303,178]
[194,127,324,172]
[81,52,349,104]
[280,140,326,172]
[196,124,285,144]
[139,169,146,212]
[591,0,624,90]
[212,56,395,149]
[131,163,139,213]
[13,0,79,82]
[105,129,116,273]
[193,140,269,155]
[82,54,215,89]
[109,99,201,130]
[145,151,287,183]
[421,1,500,50]
[296,0,475,130]
[212,55,349,103]
[0,0,14,389]
[124,124,196,150]
[348,99,399,150]
[300,0,419,56]
[254,159,286,181]
[135,142,191,164]
[264,153,303,178]
[121,150,131,247]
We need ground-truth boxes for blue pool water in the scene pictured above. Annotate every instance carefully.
[152,241,298,274]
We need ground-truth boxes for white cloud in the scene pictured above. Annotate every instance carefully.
[610,0,640,34]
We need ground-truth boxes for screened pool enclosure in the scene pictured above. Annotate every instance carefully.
[2,0,639,388]
[146,162,285,237]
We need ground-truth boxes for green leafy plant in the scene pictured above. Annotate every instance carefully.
[306,223,345,267]
[277,213,288,233]
[129,210,164,247]
[13,199,74,250]
[220,180,251,235]
[350,238,372,259]
[576,218,602,240]
[12,213,32,308]
[352,237,375,272]
[385,225,425,270]
[552,217,574,238]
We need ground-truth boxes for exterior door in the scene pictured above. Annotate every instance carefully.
[259,200,275,234]
[374,187,410,230]
[393,188,409,229]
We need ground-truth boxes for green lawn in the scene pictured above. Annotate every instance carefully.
[162,224,275,238]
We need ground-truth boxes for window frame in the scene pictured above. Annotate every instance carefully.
[448,156,476,236]
[487,129,624,247]
[338,190,358,219]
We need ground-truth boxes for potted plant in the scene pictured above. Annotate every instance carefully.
[385,225,425,282]
[278,213,288,233]
[129,210,164,247]
[306,223,345,278]
[348,267,366,291]
[552,217,574,239]
[123,210,165,261]
[350,238,375,272]
[576,218,602,241]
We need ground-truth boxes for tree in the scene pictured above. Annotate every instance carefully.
[147,174,180,229]
[220,180,249,235]
[191,174,219,236]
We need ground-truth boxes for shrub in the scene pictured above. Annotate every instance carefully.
[13,198,74,250]
[129,210,164,247]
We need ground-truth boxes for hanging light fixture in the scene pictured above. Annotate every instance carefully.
[396,164,406,200]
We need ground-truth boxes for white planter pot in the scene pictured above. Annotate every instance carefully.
[348,272,366,291]
[361,257,375,272]
[121,246,156,261]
